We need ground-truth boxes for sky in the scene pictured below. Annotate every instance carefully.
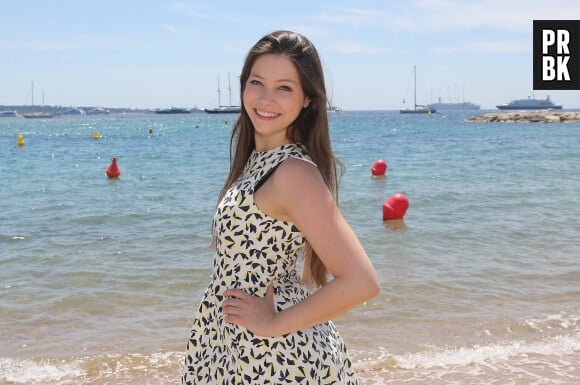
[1,0,579,110]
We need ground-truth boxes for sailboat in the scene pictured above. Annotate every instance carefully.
[23,82,54,119]
[204,73,241,114]
[327,87,342,113]
[400,65,436,114]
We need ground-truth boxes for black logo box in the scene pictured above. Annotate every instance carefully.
[533,20,580,90]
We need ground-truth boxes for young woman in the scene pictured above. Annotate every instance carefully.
[182,30,379,384]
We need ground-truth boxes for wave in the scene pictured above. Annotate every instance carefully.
[2,331,578,385]
[353,331,580,384]
[0,351,182,385]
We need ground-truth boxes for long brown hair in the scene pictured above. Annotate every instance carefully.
[218,30,343,287]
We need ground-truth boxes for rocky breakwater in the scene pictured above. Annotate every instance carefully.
[468,111,580,123]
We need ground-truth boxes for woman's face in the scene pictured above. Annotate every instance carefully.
[243,53,310,149]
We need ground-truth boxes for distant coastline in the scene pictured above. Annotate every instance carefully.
[0,104,143,115]
[0,104,203,115]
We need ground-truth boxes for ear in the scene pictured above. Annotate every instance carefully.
[303,97,311,108]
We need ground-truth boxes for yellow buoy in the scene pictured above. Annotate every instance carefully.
[93,131,99,140]
[17,134,25,146]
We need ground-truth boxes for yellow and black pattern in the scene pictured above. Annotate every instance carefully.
[182,143,359,384]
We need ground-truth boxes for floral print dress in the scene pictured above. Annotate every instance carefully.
[182,143,359,385]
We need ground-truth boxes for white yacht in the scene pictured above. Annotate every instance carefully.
[496,95,562,110]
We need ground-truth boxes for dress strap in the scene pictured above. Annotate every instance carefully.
[288,154,317,168]
[254,163,281,192]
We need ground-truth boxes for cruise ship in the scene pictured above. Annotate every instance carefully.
[496,95,562,110]
[155,107,191,114]
[429,97,480,111]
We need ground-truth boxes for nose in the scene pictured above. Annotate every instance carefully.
[259,87,275,104]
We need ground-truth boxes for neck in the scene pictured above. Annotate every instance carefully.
[254,136,292,152]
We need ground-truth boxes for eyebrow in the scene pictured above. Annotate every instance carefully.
[249,73,298,84]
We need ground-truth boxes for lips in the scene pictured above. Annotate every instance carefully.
[255,108,279,118]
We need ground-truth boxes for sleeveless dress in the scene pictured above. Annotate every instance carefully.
[182,143,359,385]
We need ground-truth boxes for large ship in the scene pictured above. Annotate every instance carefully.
[155,107,191,114]
[496,95,562,110]
[429,97,480,111]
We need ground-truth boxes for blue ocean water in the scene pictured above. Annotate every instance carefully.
[0,111,578,384]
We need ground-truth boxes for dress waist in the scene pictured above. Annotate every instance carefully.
[206,269,307,300]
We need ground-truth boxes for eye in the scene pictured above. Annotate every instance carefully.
[248,79,262,86]
[279,85,292,92]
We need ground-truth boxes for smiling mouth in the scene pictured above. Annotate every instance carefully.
[255,109,279,118]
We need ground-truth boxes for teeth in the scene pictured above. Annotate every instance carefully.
[256,109,278,118]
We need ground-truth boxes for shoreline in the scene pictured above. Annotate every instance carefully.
[468,110,580,123]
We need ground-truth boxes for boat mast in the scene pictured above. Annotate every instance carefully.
[228,72,232,107]
[217,75,222,107]
[413,65,417,111]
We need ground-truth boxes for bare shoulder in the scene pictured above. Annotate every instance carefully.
[268,156,334,223]
[252,156,329,223]
[273,156,326,195]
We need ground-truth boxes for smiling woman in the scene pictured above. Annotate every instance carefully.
[181,30,379,385]
[243,53,311,150]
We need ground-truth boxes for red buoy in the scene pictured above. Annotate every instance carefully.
[106,157,121,178]
[382,193,409,220]
[371,160,387,178]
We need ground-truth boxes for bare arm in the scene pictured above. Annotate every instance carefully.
[223,157,380,337]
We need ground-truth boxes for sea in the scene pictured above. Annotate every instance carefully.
[0,110,578,385]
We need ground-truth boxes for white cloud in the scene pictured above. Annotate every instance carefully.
[432,41,531,54]
[311,0,580,34]
[163,24,180,34]
[166,2,213,19]
[412,0,580,32]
